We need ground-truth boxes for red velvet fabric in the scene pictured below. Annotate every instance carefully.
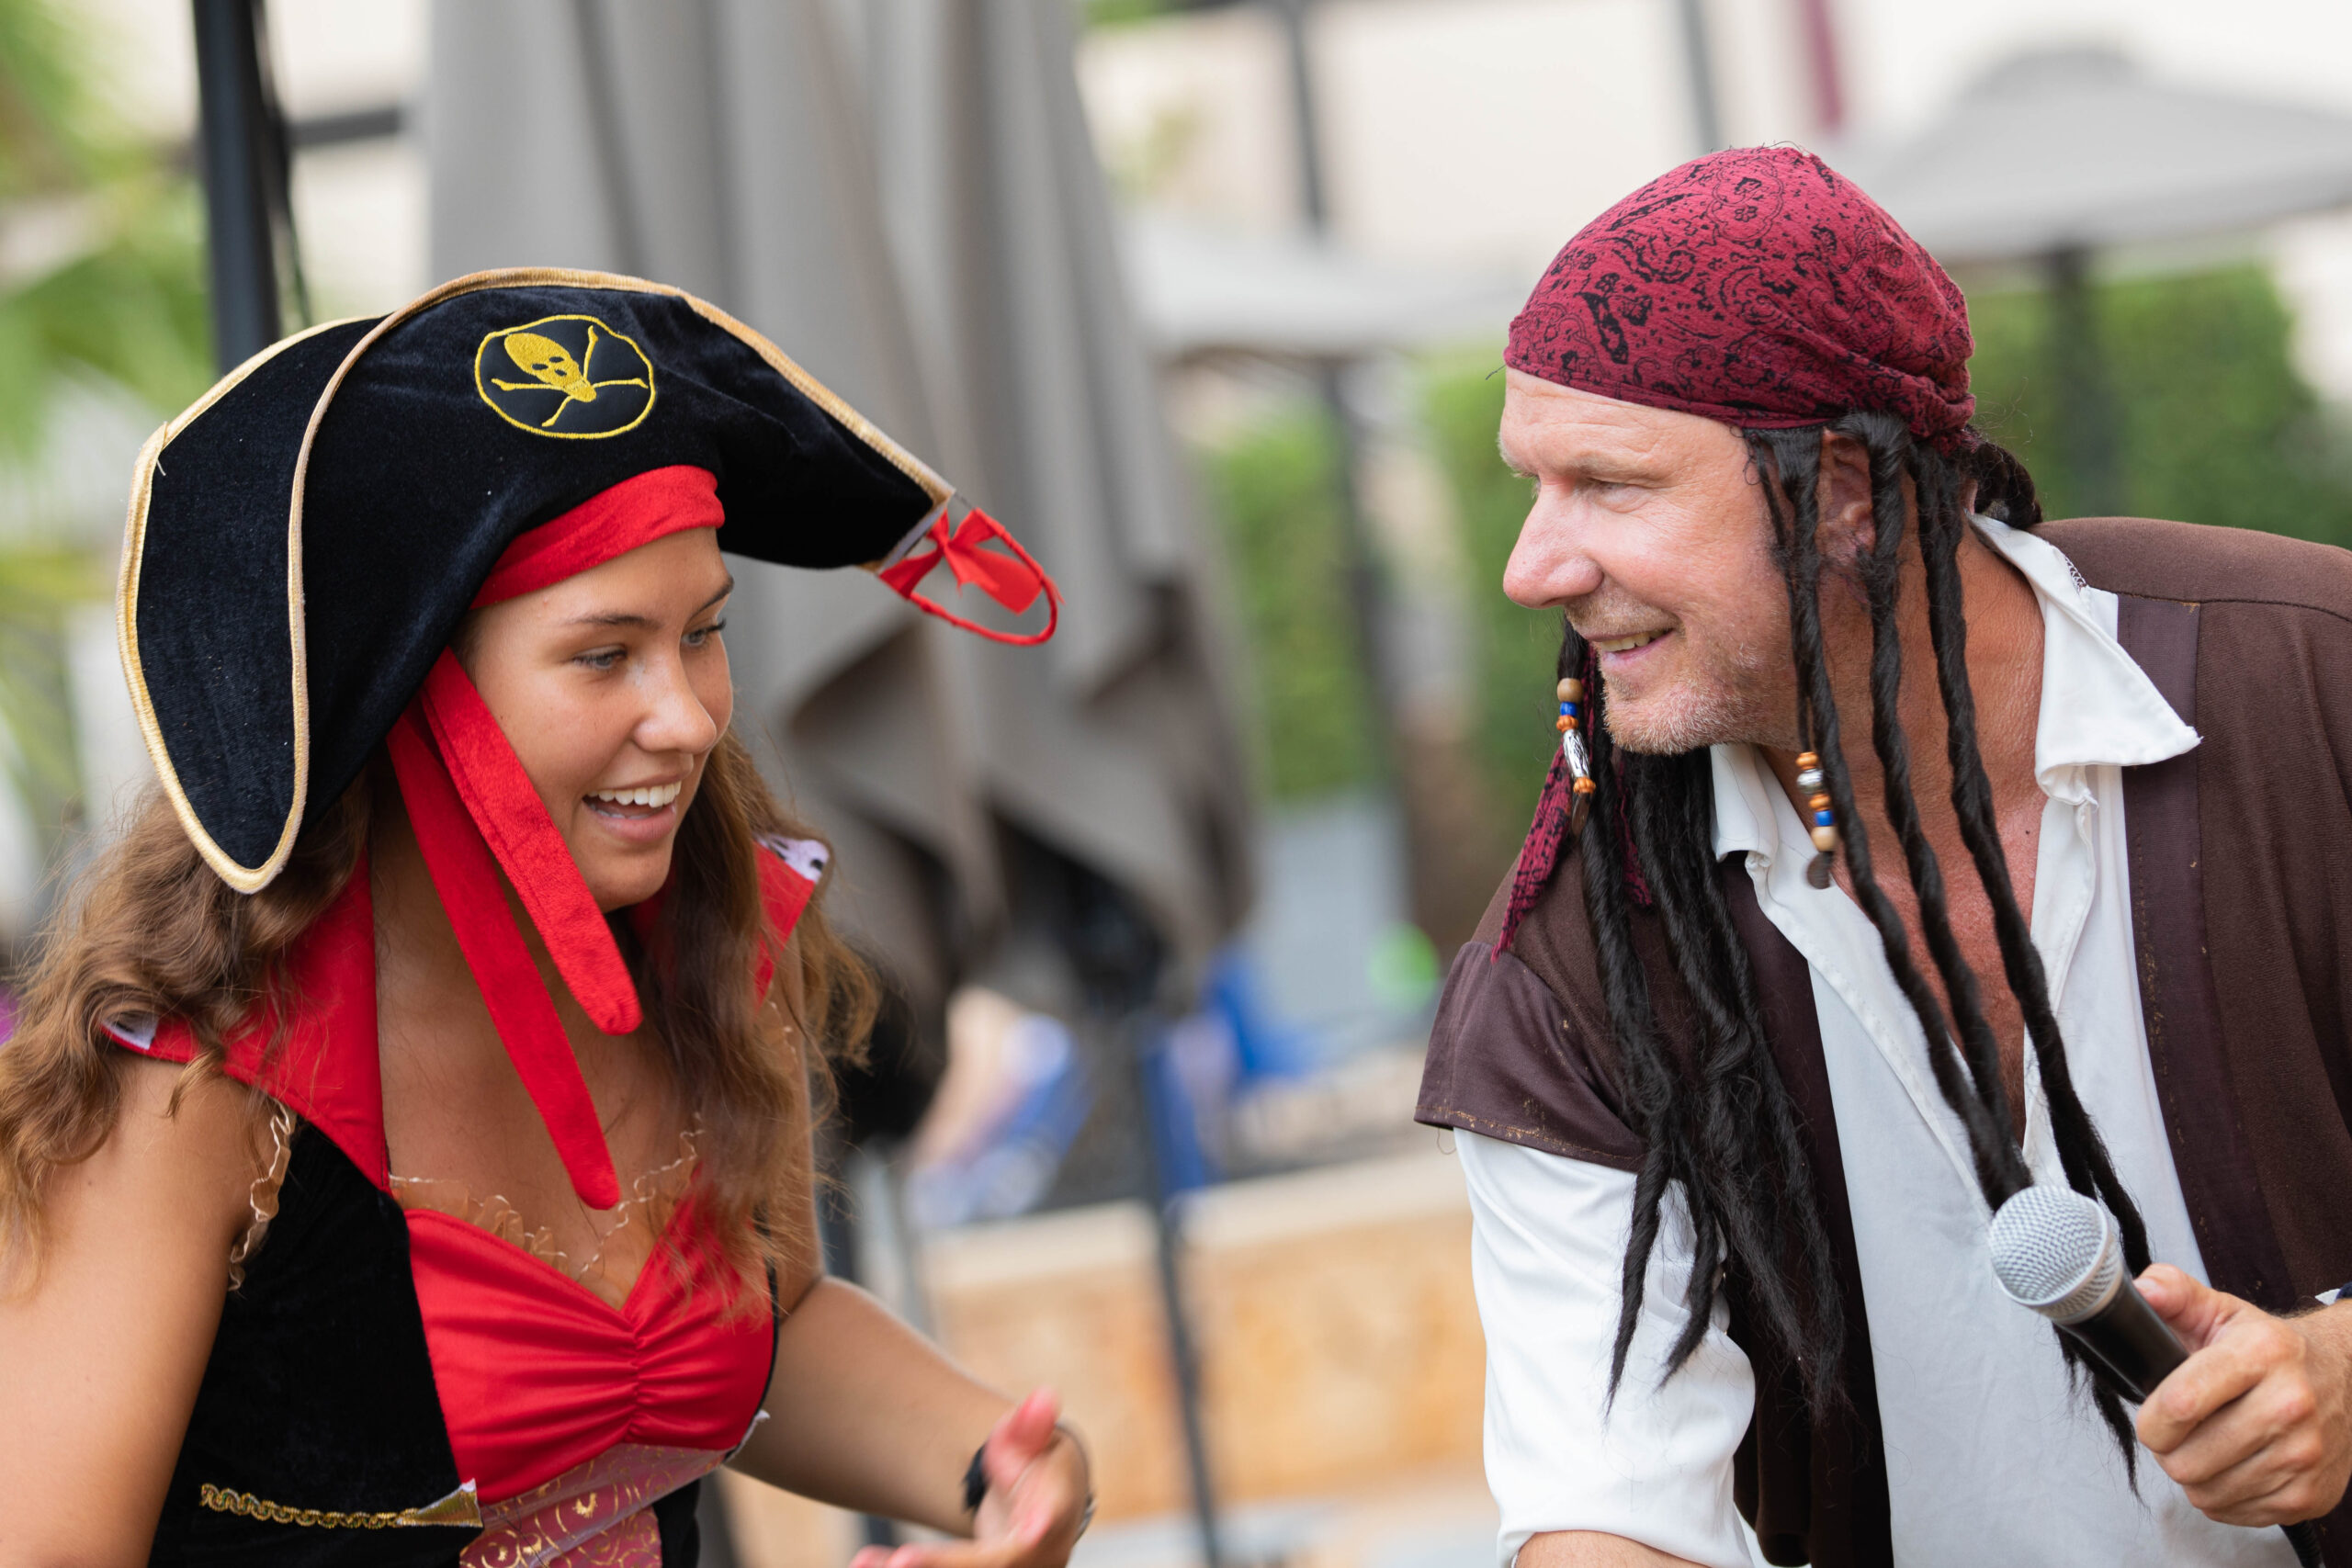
[472,465,725,606]
[130,867,390,1186]
[107,845,820,1506]
[1505,147,1977,452]
[403,1203,773,1503]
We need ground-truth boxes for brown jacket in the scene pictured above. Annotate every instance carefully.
[1418,517,2352,1566]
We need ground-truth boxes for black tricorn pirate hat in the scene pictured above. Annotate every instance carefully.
[120,268,1029,894]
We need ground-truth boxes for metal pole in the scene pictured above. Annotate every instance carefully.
[1271,0,1394,781]
[2047,247,2123,515]
[1128,1021,1225,1568]
[190,0,280,369]
[1675,0,1724,152]
[1272,0,1329,230]
[817,1147,904,1552]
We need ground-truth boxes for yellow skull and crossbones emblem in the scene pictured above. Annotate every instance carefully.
[473,313,656,438]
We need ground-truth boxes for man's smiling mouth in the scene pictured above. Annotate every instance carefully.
[1591,630,1669,654]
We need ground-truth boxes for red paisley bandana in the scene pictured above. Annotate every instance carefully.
[1505,147,1977,452]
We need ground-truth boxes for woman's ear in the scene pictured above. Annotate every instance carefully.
[1815,430,1877,565]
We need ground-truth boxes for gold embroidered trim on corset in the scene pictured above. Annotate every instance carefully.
[197,1480,483,1529]
[389,1127,698,1308]
[226,1098,298,1290]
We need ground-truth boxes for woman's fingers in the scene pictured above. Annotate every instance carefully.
[984,1387,1062,1494]
[849,1538,1051,1568]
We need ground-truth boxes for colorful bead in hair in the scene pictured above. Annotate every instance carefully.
[1558,677,1596,835]
[1796,750,1838,889]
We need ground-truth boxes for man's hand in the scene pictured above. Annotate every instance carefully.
[2134,1264,2352,1527]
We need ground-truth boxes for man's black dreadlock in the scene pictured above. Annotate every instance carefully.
[1577,417,2152,1461]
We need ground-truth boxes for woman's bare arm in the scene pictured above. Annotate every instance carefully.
[730,1273,1024,1528]
[729,954,1086,1560]
[0,1055,254,1566]
[1521,1532,1706,1567]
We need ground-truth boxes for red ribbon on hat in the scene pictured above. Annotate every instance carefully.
[876,506,1061,645]
[387,675,628,1212]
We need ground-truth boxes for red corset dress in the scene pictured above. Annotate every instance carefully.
[122,837,827,1568]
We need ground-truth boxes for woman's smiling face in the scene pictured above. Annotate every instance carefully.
[459,528,735,910]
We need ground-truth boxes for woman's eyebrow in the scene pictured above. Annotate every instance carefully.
[564,577,735,629]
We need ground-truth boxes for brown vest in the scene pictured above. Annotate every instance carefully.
[1418,517,2352,1566]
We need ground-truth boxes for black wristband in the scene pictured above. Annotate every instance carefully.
[961,1441,989,1514]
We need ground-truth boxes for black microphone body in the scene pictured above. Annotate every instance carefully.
[1989,1185,2325,1568]
[2056,1272,2188,1404]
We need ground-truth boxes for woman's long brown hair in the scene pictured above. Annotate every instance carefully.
[0,729,875,1295]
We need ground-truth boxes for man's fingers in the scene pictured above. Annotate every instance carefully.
[2135,1265,2235,1354]
[2140,1321,2281,1452]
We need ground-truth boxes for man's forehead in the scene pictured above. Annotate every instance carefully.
[1498,369,1725,468]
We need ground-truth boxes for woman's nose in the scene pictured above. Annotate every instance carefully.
[634,655,720,758]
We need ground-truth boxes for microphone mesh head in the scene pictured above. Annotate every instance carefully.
[1987,1184,2121,1325]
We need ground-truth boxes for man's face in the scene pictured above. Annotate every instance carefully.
[1498,369,1797,754]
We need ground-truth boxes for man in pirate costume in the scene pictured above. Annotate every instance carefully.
[1416,149,2352,1567]
[0,271,1088,1565]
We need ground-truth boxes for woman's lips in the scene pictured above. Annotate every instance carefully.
[582,794,681,844]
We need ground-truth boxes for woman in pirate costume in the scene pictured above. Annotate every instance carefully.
[0,271,1089,1566]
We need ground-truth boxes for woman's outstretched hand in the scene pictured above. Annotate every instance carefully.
[849,1388,1093,1568]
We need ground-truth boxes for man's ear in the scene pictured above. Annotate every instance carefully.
[1816,431,1876,564]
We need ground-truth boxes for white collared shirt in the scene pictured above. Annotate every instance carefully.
[1461,519,2298,1568]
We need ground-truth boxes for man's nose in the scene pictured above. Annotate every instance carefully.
[1502,497,1605,610]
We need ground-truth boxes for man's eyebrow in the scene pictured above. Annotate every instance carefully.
[564,576,735,629]
[1496,434,1536,478]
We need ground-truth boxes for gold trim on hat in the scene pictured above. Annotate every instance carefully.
[117,316,373,894]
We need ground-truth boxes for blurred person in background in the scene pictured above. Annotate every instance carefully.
[0,273,1089,1567]
[1418,149,2352,1567]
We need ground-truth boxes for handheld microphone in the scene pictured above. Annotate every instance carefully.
[1988,1185,2324,1568]
[1988,1184,2183,1402]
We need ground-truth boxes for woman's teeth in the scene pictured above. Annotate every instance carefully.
[1594,631,1667,654]
[587,783,681,809]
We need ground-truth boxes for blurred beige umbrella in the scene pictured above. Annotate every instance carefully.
[427,0,1252,1020]
[1831,47,2352,511]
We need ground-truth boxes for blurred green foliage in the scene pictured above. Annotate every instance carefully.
[0,0,209,863]
[1196,404,1383,801]
[0,0,211,457]
[1078,0,1175,29]
[1422,355,1554,828]
[1966,265,2352,545]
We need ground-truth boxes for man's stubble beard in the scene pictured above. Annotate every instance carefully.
[1600,626,1791,756]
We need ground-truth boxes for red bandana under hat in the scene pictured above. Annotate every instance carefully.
[1505,146,1977,453]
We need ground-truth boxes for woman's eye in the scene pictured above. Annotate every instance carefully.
[684,618,727,648]
[575,647,626,671]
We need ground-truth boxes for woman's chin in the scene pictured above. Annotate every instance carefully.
[575,840,676,913]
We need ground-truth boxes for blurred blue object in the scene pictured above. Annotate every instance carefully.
[1204,947,1317,1080]
[906,1010,1095,1229]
